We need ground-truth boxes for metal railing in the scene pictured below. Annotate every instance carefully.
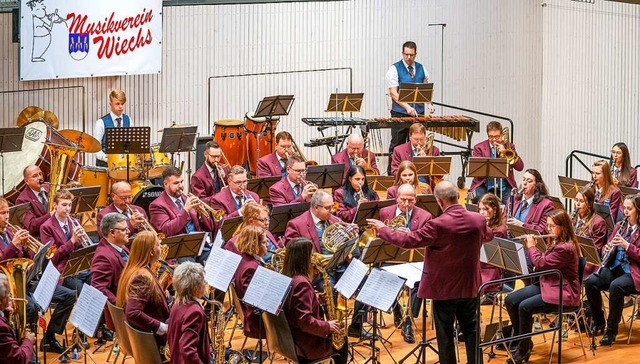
[475,269,564,364]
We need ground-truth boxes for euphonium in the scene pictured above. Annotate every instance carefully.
[4,223,56,259]
[0,258,33,340]
[498,127,519,165]
[312,254,347,350]
[188,193,225,221]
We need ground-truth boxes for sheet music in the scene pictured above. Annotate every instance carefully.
[212,230,224,249]
[516,242,530,275]
[33,262,60,312]
[381,262,423,288]
[335,259,368,298]
[243,266,292,315]
[356,268,406,312]
[480,245,488,263]
[204,247,242,291]
[69,284,108,337]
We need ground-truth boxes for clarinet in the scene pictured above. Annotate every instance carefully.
[600,218,628,270]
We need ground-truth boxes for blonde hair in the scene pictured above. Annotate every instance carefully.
[109,89,126,103]
[235,225,265,256]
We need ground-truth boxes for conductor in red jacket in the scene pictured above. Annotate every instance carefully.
[367,181,493,364]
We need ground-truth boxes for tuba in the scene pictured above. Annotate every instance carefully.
[0,258,33,340]
[498,127,519,165]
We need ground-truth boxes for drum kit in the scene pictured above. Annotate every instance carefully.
[212,112,280,176]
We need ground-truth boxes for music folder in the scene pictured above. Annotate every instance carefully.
[162,232,208,260]
[352,199,395,227]
[415,194,443,217]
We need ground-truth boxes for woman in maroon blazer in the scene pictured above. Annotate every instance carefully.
[282,238,347,364]
[506,168,555,234]
[592,159,622,219]
[224,203,283,264]
[573,187,607,278]
[386,161,431,200]
[0,274,35,364]
[167,262,211,364]
[478,193,508,294]
[333,165,379,223]
[232,225,268,339]
[610,142,638,188]
[116,231,170,347]
[505,210,580,364]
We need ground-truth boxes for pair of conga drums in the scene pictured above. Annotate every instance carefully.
[213,112,279,175]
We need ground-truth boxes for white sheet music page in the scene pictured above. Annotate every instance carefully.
[212,230,224,249]
[69,284,108,337]
[517,242,530,275]
[381,262,422,288]
[335,258,368,298]
[33,262,60,312]
[243,265,292,315]
[204,247,242,291]
[480,244,488,263]
[356,268,406,312]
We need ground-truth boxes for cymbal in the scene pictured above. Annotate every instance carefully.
[16,106,44,127]
[59,129,102,153]
[33,110,60,129]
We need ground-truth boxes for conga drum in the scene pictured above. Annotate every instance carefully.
[245,112,279,176]
[213,120,246,167]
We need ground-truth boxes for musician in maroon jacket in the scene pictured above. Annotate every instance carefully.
[506,169,555,234]
[209,165,260,218]
[15,165,52,239]
[40,189,91,292]
[505,210,580,363]
[610,142,638,188]
[331,133,378,184]
[585,195,640,346]
[367,181,493,364]
[167,262,211,364]
[0,274,36,364]
[592,159,623,220]
[150,166,214,237]
[334,166,379,223]
[269,155,315,206]
[282,238,347,364]
[224,204,283,264]
[478,193,508,297]
[574,187,607,278]
[191,141,230,200]
[256,131,293,178]
[232,225,268,339]
[91,212,130,330]
[469,121,525,205]
[116,231,170,347]
[96,181,148,238]
[283,191,341,253]
[379,184,432,343]
[390,123,440,176]
[0,198,32,261]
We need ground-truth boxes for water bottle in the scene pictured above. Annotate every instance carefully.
[72,348,79,360]
[113,344,120,356]
[533,317,542,332]
[561,321,569,340]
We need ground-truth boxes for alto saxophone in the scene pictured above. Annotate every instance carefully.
[313,255,346,350]
[210,299,227,364]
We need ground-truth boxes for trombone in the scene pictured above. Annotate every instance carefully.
[68,217,94,248]
[187,193,225,221]
[5,223,56,259]
[127,206,166,239]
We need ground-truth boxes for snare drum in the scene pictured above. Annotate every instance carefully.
[79,166,109,207]
[108,154,141,180]
[213,120,246,167]
[148,144,171,179]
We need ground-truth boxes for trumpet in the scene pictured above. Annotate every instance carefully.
[301,179,318,194]
[4,223,56,259]
[187,193,225,221]
[68,217,94,248]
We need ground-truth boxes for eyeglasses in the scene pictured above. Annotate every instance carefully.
[488,134,502,140]
[115,195,132,201]
[291,168,307,174]
[111,227,129,232]
[231,180,248,186]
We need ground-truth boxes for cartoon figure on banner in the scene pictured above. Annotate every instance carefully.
[26,0,67,62]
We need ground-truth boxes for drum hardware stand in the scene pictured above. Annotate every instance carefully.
[104,127,151,183]
[0,127,26,195]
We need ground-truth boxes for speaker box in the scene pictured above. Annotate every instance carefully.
[195,136,213,169]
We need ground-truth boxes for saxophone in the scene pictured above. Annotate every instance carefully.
[211,300,226,364]
[313,255,347,350]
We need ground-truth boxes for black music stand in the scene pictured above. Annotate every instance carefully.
[305,164,344,189]
[26,241,52,285]
[415,194,443,218]
[220,216,243,242]
[9,202,31,228]
[547,196,566,211]
[367,176,395,193]
[254,95,295,154]
[0,127,25,195]
[619,185,640,197]
[247,176,281,201]
[324,237,358,271]
[67,186,101,215]
[594,203,615,230]
[398,83,434,107]
[352,199,396,226]
[413,156,452,178]
[325,93,364,154]
[507,224,548,253]
[577,236,601,266]
[159,125,198,165]
[467,157,510,202]
[268,202,310,236]
[496,238,529,275]
[360,238,401,265]
[162,232,208,260]
[104,127,151,183]
[61,245,97,279]
[558,176,591,200]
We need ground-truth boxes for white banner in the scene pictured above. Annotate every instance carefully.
[20,0,162,81]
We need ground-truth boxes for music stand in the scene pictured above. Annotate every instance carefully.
[104,127,151,183]
[254,95,295,119]
[9,202,31,228]
[619,185,640,197]
[367,176,395,193]
[577,236,601,266]
[305,164,344,189]
[159,125,198,154]
[247,176,281,201]
[557,176,591,200]
[61,245,97,279]
[360,238,400,265]
[220,216,243,242]
[547,196,566,211]
[352,199,396,226]
[67,186,101,215]
[26,241,52,285]
[324,237,358,271]
[466,203,478,212]
[268,202,310,236]
[496,238,529,275]
[325,93,364,114]
[398,83,434,106]
[413,156,452,177]
[594,203,615,230]
[415,194,443,217]
[162,232,208,260]
[0,127,25,195]
[467,157,510,202]
[507,224,548,253]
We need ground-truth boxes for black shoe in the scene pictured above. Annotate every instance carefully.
[101,327,115,341]
[40,337,66,353]
[600,332,616,346]
[624,297,633,308]
[393,311,403,328]
[29,356,40,364]
[506,341,532,364]
[94,337,107,346]
[589,323,605,337]
[59,353,71,363]
[402,320,415,343]
[347,324,373,340]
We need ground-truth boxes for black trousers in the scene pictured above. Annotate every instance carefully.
[62,270,92,293]
[298,338,348,364]
[432,298,481,364]
[585,266,637,334]
[387,110,411,175]
[505,284,560,352]
[27,283,76,336]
